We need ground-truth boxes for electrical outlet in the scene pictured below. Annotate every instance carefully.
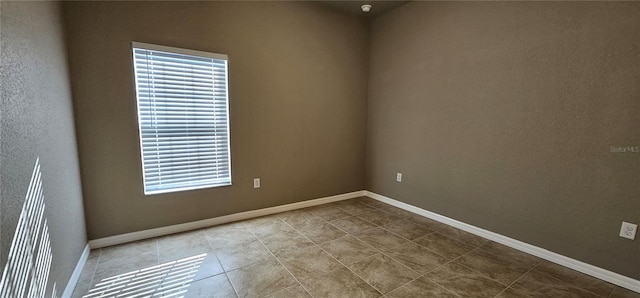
[396,173,402,182]
[253,178,260,189]
[619,221,637,240]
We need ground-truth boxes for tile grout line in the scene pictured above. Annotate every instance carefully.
[349,204,531,296]
[222,272,239,298]
[492,265,538,298]
[436,243,538,297]
[605,285,616,298]
[336,202,480,269]
[203,221,257,297]
[202,229,241,298]
[527,263,615,298]
[346,218,456,276]
[386,229,495,298]
[155,238,159,263]
[367,198,622,297]
[245,219,317,298]
[282,211,404,296]
[149,238,160,296]
[278,215,387,296]
[85,248,103,296]
[296,203,461,296]
[461,244,540,298]
[328,201,467,295]
[412,250,469,298]
[426,247,514,295]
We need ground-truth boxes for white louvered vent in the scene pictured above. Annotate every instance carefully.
[132,42,231,195]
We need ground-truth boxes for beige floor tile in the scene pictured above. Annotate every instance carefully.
[352,197,389,209]
[261,229,315,256]
[214,239,272,271]
[277,245,343,281]
[309,205,352,221]
[75,249,101,288]
[425,262,507,298]
[437,226,489,247]
[264,284,312,298]
[252,220,296,239]
[321,201,345,208]
[386,276,458,298]
[191,253,225,281]
[242,215,281,228]
[330,216,377,234]
[375,205,416,218]
[99,238,157,261]
[157,230,207,248]
[158,244,214,264]
[280,213,324,233]
[496,287,531,297]
[510,270,602,298]
[349,253,419,293]
[240,214,281,232]
[354,227,408,251]
[335,200,378,215]
[406,214,450,231]
[413,232,475,259]
[180,273,237,298]
[227,258,297,297]
[204,223,257,249]
[93,240,158,278]
[320,236,380,265]
[480,241,541,266]
[610,286,640,298]
[456,248,533,285]
[88,253,209,297]
[358,210,402,226]
[277,209,308,221]
[384,242,448,274]
[157,231,213,263]
[296,221,346,244]
[71,278,93,298]
[86,271,163,298]
[533,261,614,297]
[282,213,324,230]
[383,220,432,240]
[301,267,381,297]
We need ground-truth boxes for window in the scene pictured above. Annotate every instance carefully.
[132,42,231,195]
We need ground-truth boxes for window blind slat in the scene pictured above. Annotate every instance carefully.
[140,130,227,136]
[145,173,230,185]
[133,43,231,194]
[146,173,231,184]
[143,158,229,169]
[144,166,230,178]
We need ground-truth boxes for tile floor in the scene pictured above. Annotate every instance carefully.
[72,197,639,298]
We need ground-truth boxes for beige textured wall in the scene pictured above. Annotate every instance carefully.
[367,2,640,279]
[1,1,87,294]
[62,1,368,239]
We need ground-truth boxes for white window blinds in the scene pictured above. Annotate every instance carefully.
[132,42,231,195]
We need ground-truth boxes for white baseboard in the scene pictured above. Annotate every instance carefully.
[62,244,90,298]
[365,191,640,293]
[88,190,366,249]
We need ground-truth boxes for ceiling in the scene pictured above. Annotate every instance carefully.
[317,1,409,19]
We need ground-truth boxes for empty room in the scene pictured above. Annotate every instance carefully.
[1,0,638,297]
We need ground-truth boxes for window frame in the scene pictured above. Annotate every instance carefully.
[131,41,232,195]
